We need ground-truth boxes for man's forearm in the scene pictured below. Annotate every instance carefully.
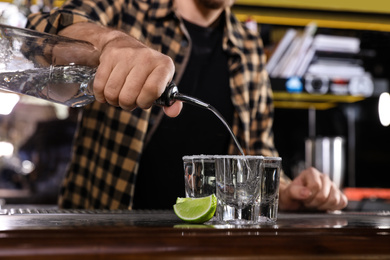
[58,22,132,52]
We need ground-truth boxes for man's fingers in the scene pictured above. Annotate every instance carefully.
[304,173,332,208]
[93,61,111,103]
[316,184,349,211]
[287,183,313,200]
[92,35,176,113]
[279,167,348,212]
[136,56,175,109]
[163,101,183,117]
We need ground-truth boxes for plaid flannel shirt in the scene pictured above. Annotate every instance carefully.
[27,0,287,209]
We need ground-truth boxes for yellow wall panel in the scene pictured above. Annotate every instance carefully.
[235,0,390,15]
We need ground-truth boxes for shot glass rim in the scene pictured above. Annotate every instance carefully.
[263,156,282,161]
[183,155,264,161]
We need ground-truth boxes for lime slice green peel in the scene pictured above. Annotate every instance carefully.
[173,194,217,224]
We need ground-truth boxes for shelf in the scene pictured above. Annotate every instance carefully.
[232,5,390,32]
[273,92,365,110]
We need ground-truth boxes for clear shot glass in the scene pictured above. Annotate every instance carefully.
[258,157,282,222]
[214,155,264,225]
[182,155,217,198]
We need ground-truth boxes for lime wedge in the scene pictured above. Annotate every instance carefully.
[176,197,193,204]
[173,194,217,224]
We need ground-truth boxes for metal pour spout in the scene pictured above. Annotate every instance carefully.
[154,82,210,109]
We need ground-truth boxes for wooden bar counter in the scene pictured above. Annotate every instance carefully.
[0,208,389,259]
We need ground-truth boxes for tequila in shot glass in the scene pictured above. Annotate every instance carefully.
[214,155,264,225]
[183,155,216,198]
[258,156,281,222]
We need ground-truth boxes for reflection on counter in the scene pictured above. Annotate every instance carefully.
[0,210,389,259]
[0,208,389,230]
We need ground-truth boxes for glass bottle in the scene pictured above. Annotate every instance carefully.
[0,24,175,108]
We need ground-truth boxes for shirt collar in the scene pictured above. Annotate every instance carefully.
[223,7,245,51]
[146,0,245,51]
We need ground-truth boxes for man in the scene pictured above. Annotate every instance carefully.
[27,0,347,211]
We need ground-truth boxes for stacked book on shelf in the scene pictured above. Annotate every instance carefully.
[267,23,374,97]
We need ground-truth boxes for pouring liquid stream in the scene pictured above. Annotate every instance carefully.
[173,92,245,157]
[172,92,252,174]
